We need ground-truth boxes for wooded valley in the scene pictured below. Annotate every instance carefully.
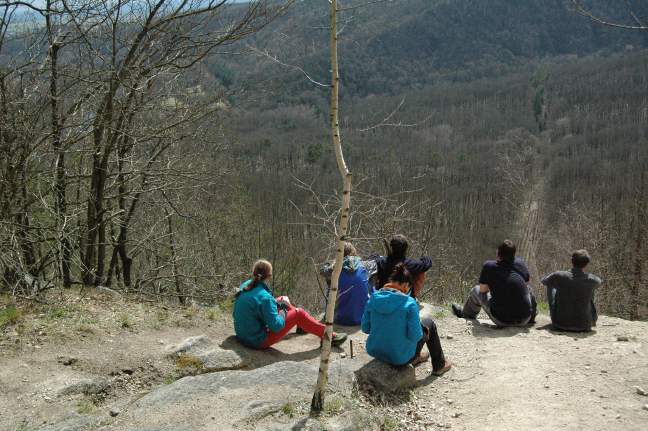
[1,0,647,319]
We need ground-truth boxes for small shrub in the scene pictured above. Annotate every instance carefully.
[47,307,68,320]
[175,354,203,370]
[323,396,344,414]
[205,308,219,321]
[381,416,399,431]
[281,402,295,417]
[163,375,177,385]
[0,306,21,328]
[76,399,95,414]
[118,313,134,329]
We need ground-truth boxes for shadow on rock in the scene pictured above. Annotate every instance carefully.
[220,335,323,370]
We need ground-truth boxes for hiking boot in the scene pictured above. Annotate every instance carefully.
[432,361,452,376]
[451,303,464,319]
[331,332,347,347]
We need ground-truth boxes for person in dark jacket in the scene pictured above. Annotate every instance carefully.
[372,234,432,298]
[541,249,601,332]
[362,263,451,376]
[233,259,347,349]
[451,240,537,327]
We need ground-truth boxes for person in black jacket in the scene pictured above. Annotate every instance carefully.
[371,234,432,299]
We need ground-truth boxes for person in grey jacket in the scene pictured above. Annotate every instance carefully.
[541,249,602,332]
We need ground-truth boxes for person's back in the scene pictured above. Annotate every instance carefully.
[361,288,422,366]
[480,257,532,323]
[336,256,371,325]
[372,234,432,297]
[233,279,284,348]
[542,250,602,332]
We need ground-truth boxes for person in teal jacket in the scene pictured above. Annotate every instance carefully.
[233,259,347,349]
[361,263,451,375]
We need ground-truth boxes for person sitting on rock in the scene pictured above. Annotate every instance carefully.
[372,234,432,299]
[319,242,373,326]
[451,240,537,327]
[361,263,452,376]
[541,249,602,332]
[233,259,347,349]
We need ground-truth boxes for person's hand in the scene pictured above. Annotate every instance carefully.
[276,296,291,309]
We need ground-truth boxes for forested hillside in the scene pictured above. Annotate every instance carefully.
[1,0,647,320]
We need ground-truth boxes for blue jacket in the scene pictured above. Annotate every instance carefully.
[233,280,284,348]
[334,256,372,325]
[361,288,423,366]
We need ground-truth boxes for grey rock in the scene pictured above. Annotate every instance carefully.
[644,404,648,411]
[167,335,247,372]
[635,386,647,396]
[355,359,416,393]
[106,361,328,430]
[166,335,210,356]
[617,336,630,342]
[58,377,109,396]
[199,348,246,372]
[109,408,120,417]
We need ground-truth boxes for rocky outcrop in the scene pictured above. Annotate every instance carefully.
[102,360,355,431]
[166,335,247,372]
[355,359,417,393]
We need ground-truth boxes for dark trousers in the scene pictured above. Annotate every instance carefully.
[410,321,446,371]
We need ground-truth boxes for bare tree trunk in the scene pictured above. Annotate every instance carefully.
[46,2,72,287]
[631,171,646,320]
[312,0,352,413]
[165,208,185,305]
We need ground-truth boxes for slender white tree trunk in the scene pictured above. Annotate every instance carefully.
[311,0,352,412]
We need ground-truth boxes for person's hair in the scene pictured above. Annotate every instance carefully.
[571,249,591,269]
[388,234,409,260]
[389,262,412,285]
[343,242,357,257]
[497,240,516,264]
[249,259,272,290]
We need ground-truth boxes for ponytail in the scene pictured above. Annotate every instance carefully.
[245,259,273,292]
[389,262,411,284]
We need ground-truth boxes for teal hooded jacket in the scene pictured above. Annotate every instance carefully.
[361,288,423,366]
[233,280,285,348]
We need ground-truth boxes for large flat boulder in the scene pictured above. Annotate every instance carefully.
[102,360,354,430]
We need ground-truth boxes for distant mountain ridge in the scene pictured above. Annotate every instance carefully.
[219,0,648,98]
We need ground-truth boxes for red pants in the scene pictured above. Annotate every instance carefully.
[260,303,326,348]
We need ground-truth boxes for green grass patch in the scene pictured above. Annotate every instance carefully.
[537,301,549,314]
[76,399,95,414]
[323,396,344,414]
[47,307,69,320]
[205,307,220,321]
[381,416,399,431]
[0,305,22,328]
[281,402,295,417]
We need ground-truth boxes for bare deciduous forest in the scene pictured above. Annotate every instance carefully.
[1,0,647,320]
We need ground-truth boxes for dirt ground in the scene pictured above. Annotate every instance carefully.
[1,290,647,431]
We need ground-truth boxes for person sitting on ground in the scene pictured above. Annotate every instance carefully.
[541,249,602,332]
[319,242,373,326]
[361,263,452,376]
[233,259,347,349]
[451,240,537,327]
[372,234,432,299]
